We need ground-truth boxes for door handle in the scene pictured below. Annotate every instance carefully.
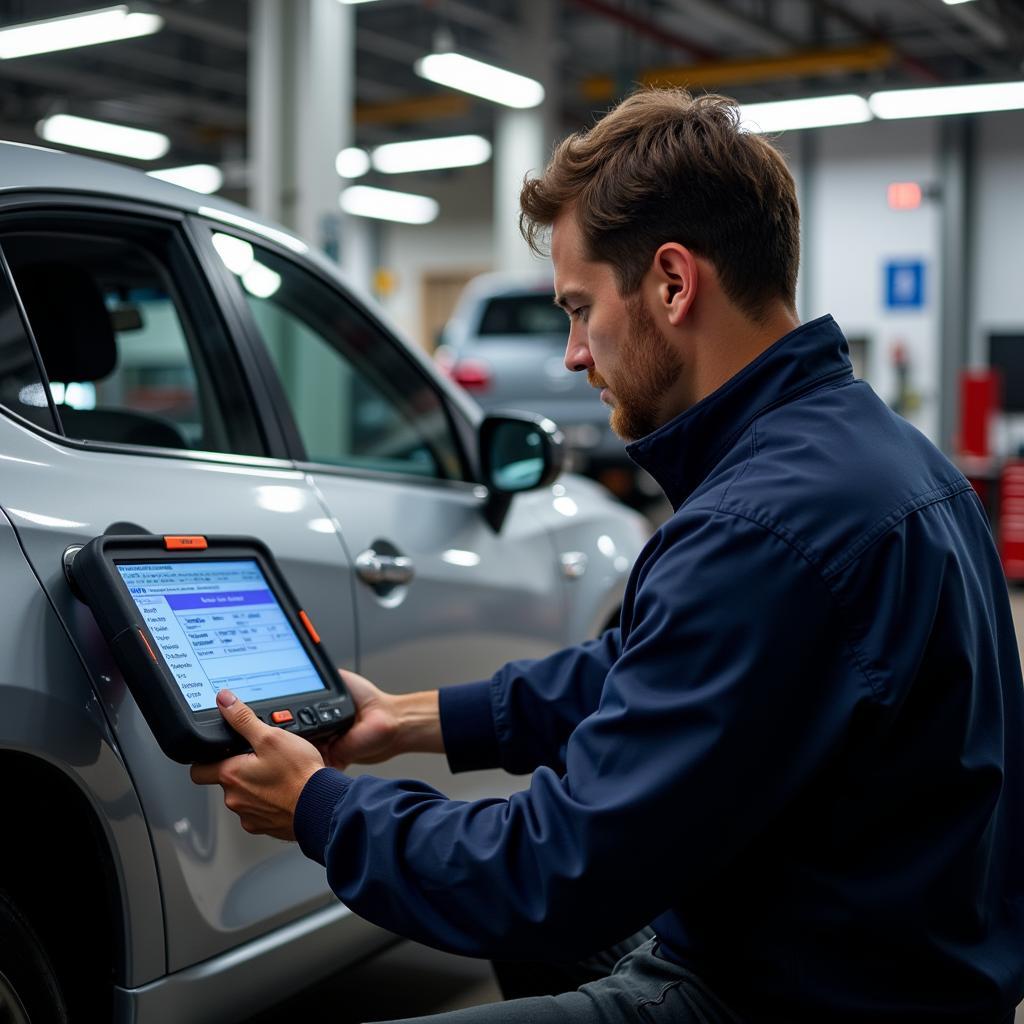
[355,548,415,587]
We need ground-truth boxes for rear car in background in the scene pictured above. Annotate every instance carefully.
[437,273,658,506]
[0,141,649,1024]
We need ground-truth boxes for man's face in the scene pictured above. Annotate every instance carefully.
[552,212,683,442]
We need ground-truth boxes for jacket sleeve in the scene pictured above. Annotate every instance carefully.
[438,627,622,775]
[294,511,869,961]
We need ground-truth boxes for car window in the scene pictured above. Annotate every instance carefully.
[477,293,563,336]
[0,223,264,456]
[212,233,464,480]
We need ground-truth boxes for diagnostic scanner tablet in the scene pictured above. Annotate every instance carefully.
[69,534,354,763]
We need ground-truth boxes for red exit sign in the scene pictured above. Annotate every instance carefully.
[888,182,923,209]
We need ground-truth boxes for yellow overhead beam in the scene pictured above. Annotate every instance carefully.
[355,93,472,125]
[582,42,894,100]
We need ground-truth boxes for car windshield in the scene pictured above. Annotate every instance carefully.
[477,293,563,336]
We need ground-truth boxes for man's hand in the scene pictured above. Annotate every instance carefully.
[190,690,325,841]
[314,670,444,771]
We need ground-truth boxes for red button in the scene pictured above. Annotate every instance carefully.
[163,535,208,550]
[298,610,321,645]
[271,710,294,724]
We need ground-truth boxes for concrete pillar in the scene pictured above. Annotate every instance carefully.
[493,0,559,274]
[938,116,974,454]
[795,129,818,323]
[249,0,372,288]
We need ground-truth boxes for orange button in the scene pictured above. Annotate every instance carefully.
[270,710,294,724]
[164,535,208,550]
[298,610,321,645]
[138,629,158,663]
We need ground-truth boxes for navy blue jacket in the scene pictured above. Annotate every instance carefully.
[295,315,1024,1022]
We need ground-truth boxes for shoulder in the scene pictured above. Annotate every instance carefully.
[692,378,972,575]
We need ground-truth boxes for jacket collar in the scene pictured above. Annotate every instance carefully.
[625,314,853,509]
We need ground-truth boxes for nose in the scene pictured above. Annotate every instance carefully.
[564,324,593,373]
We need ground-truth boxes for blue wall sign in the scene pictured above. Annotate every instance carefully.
[885,260,925,309]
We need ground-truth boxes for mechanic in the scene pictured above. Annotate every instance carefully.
[192,89,1024,1023]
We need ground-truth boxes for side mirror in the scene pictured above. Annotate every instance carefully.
[479,412,564,530]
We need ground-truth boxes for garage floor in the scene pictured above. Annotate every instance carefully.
[247,589,1024,1023]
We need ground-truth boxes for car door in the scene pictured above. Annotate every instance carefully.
[0,196,361,971]
[196,220,572,799]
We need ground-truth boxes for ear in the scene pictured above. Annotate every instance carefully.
[651,243,697,327]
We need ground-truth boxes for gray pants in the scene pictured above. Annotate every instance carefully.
[370,939,741,1024]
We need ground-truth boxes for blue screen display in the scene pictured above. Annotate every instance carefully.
[116,559,326,711]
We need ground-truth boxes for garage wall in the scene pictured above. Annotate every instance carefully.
[970,110,1024,365]
[802,118,942,441]
[969,109,1024,453]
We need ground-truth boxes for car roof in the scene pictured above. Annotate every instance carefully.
[0,139,295,240]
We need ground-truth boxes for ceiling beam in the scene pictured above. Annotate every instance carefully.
[811,0,942,81]
[154,7,248,50]
[581,41,894,100]
[901,0,1017,77]
[932,0,1008,51]
[0,59,245,129]
[568,0,719,61]
[356,27,424,64]
[660,0,800,55]
[355,93,473,125]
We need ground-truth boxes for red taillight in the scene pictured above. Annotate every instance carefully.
[450,359,492,393]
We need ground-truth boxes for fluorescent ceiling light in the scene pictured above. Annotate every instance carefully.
[415,53,544,109]
[942,0,976,5]
[740,94,872,132]
[148,163,223,194]
[198,206,309,254]
[36,113,169,160]
[336,147,370,178]
[372,134,492,174]
[0,5,162,60]
[340,185,439,224]
[869,80,1024,119]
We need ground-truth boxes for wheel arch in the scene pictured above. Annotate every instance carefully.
[0,741,165,1018]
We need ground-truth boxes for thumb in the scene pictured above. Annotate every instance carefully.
[216,690,265,743]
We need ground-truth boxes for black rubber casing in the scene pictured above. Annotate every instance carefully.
[71,534,354,763]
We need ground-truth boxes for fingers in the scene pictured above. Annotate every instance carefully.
[338,669,381,706]
[215,690,268,745]
[312,733,350,772]
[190,752,250,786]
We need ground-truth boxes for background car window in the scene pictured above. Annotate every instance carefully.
[0,253,59,433]
[213,233,463,479]
[1,227,263,456]
[477,294,563,336]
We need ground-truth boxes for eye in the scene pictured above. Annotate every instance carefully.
[570,305,590,323]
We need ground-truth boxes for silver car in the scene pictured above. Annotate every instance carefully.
[0,142,648,1023]
[438,272,657,505]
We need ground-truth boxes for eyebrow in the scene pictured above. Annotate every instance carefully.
[554,291,585,311]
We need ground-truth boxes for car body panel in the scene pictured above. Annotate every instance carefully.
[0,504,165,986]
[0,414,356,971]
[114,904,391,1024]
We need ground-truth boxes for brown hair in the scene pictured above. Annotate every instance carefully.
[520,89,800,321]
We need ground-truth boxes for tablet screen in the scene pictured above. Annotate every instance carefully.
[116,559,327,711]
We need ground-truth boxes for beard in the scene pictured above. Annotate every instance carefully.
[588,295,683,442]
